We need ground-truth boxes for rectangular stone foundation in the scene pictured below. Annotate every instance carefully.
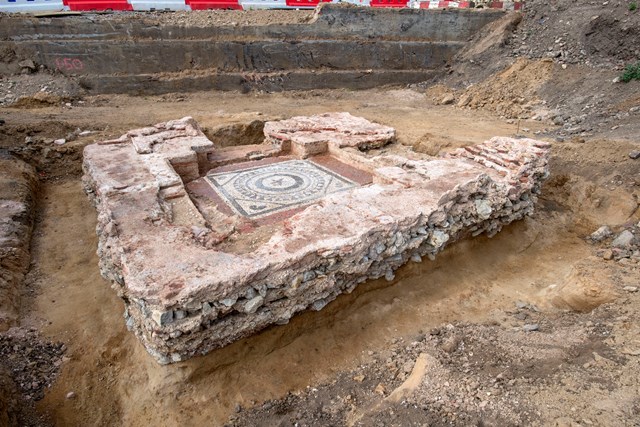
[82,113,550,364]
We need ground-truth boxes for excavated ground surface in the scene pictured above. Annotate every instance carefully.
[0,6,501,95]
[0,0,639,425]
[0,87,636,427]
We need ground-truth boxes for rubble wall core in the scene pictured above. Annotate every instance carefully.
[82,113,550,364]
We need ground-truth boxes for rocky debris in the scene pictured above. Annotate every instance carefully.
[0,328,65,402]
[17,59,36,73]
[593,223,640,262]
[612,230,635,249]
[455,58,553,120]
[0,74,82,107]
[3,121,93,178]
[0,328,65,426]
[440,93,455,105]
[589,225,612,242]
[227,304,627,427]
[629,150,640,160]
[503,0,640,67]
[91,9,313,27]
[0,153,38,331]
[0,366,20,427]
[10,92,71,109]
[430,0,640,143]
[83,114,549,364]
[0,328,64,426]
[602,249,614,261]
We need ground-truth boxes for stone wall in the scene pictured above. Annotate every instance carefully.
[83,114,549,364]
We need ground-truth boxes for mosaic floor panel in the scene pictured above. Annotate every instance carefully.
[206,159,358,218]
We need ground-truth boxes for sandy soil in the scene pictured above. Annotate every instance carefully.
[0,1,639,425]
[0,84,635,426]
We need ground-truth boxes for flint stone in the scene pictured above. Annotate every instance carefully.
[589,225,612,242]
[221,297,237,307]
[82,115,550,364]
[244,296,264,314]
[18,59,36,70]
[440,94,455,105]
[312,299,328,311]
[245,288,257,299]
[612,230,635,249]
[474,199,492,220]
[429,230,450,248]
[152,310,174,326]
[302,271,316,282]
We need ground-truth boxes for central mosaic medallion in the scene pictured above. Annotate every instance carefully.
[206,160,358,218]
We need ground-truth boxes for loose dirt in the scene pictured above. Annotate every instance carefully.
[0,0,639,425]
[0,86,635,426]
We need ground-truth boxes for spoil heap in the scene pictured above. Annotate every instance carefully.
[83,113,549,364]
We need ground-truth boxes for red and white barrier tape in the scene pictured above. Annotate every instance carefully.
[0,0,522,12]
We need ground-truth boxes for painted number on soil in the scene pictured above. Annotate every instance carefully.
[55,57,84,71]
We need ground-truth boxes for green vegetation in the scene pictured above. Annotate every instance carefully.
[630,1,637,11]
[620,62,640,82]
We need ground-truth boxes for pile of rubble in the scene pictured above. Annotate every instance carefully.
[590,223,640,263]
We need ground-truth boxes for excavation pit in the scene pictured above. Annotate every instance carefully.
[82,112,550,364]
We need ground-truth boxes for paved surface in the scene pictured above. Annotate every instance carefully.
[206,159,358,218]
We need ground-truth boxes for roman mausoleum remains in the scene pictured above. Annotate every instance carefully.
[82,113,550,364]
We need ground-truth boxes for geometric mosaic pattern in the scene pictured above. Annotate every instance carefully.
[206,159,358,218]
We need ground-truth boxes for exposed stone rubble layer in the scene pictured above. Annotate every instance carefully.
[82,114,550,364]
[0,154,38,331]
